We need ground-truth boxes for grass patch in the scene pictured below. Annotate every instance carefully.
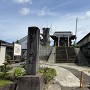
[0,79,11,87]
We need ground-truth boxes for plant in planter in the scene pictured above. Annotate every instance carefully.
[13,67,26,80]
[39,67,57,84]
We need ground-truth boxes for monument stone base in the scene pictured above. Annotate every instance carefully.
[17,74,44,90]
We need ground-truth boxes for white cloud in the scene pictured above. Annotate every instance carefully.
[79,11,90,19]
[85,11,90,17]
[38,6,55,16]
[19,7,30,15]
[13,0,32,4]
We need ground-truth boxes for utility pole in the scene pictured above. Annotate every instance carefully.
[75,17,78,44]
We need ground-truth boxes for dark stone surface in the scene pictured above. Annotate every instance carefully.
[0,83,15,90]
[17,74,44,90]
[26,27,40,75]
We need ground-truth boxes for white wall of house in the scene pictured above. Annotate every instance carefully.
[0,46,6,65]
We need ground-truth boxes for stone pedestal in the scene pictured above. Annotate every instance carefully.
[17,74,44,90]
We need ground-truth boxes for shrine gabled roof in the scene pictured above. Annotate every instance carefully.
[54,31,72,33]
[53,31,73,36]
[50,35,76,41]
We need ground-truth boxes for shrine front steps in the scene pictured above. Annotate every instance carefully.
[56,47,78,63]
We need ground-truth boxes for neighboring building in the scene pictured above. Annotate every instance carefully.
[17,36,27,59]
[77,32,90,63]
[0,40,13,65]
[17,36,27,50]
[77,32,90,46]
[50,31,76,47]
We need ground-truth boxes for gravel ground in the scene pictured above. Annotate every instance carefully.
[40,64,80,87]
[10,62,90,90]
[60,66,90,87]
[40,62,90,90]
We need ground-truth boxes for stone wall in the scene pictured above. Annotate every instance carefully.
[20,45,53,61]
[48,47,56,63]
[39,46,53,61]
[74,48,88,65]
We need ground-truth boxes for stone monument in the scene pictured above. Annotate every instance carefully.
[18,27,44,90]
[26,27,39,75]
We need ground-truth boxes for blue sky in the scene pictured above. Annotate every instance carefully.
[0,0,90,43]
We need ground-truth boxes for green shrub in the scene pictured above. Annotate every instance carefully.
[0,66,13,72]
[21,58,26,62]
[5,72,14,81]
[6,54,12,60]
[0,72,3,78]
[0,62,9,78]
[39,67,57,84]
[21,63,26,69]
[14,67,26,79]
[0,62,13,79]
[0,66,4,72]
[6,66,13,71]
[72,44,80,48]
[0,79,11,87]
[38,68,44,73]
